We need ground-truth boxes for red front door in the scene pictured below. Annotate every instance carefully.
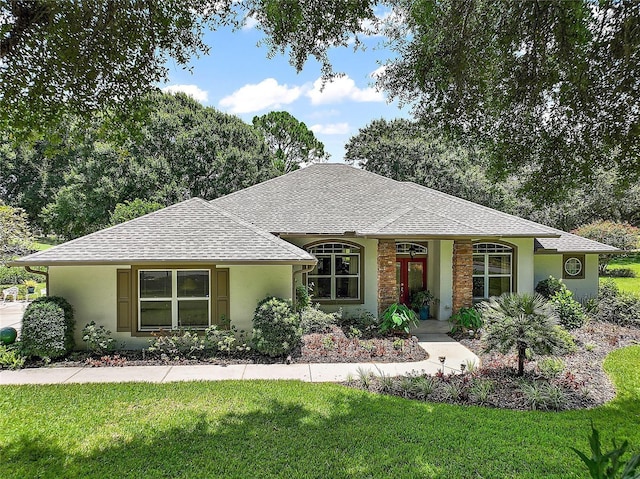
[396,258,427,305]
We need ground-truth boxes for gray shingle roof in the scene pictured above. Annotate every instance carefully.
[535,232,619,254]
[12,198,315,265]
[211,164,617,253]
[212,164,557,238]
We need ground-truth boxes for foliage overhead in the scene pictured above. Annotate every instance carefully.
[252,111,329,173]
[0,202,32,265]
[109,199,165,226]
[573,221,639,273]
[36,92,276,239]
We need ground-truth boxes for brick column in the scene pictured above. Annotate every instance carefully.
[377,239,397,315]
[452,240,473,313]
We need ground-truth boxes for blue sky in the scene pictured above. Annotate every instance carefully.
[160,17,410,162]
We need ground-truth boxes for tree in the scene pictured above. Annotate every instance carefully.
[345,118,516,211]
[481,293,572,376]
[0,202,32,265]
[40,92,277,239]
[573,221,639,273]
[252,111,329,173]
[110,199,164,226]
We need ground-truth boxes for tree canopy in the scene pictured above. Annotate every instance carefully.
[0,202,32,265]
[1,1,638,199]
[3,92,278,239]
[252,111,329,173]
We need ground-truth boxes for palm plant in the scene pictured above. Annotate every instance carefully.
[481,293,573,376]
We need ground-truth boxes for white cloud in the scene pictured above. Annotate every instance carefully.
[219,78,303,114]
[370,65,387,79]
[161,84,209,103]
[306,76,384,105]
[242,14,259,30]
[310,123,350,135]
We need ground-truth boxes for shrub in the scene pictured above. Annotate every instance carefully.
[449,306,483,333]
[295,283,311,310]
[596,280,640,327]
[299,304,340,334]
[252,297,301,357]
[0,266,42,285]
[535,276,565,299]
[469,379,494,404]
[379,303,418,335]
[573,221,639,273]
[550,288,587,330]
[481,293,573,376]
[537,357,565,378]
[602,267,636,278]
[82,321,117,355]
[147,329,206,359]
[20,296,75,359]
[519,381,567,410]
[340,309,379,330]
[0,345,26,370]
[204,325,250,354]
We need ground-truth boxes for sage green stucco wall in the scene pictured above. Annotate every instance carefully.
[48,265,150,349]
[534,253,599,300]
[227,264,292,333]
[48,264,293,349]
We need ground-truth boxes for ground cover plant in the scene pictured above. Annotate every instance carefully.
[1,346,639,479]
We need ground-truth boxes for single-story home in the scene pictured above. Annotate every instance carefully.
[12,164,617,348]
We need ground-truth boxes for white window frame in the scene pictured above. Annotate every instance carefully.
[472,243,513,300]
[138,269,211,331]
[307,242,361,301]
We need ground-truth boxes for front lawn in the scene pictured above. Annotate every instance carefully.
[1,346,639,478]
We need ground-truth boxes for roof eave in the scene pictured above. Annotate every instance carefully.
[8,258,317,267]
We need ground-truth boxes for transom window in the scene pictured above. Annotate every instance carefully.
[139,269,210,330]
[396,242,428,255]
[472,243,513,299]
[307,242,361,301]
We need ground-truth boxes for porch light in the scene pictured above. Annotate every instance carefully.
[409,245,417,258]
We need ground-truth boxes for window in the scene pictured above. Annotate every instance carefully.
[139,269,210,330]
[307,242,361,301]
[472,243,514,299]
[563,254,585,279]
[396,242,428,255]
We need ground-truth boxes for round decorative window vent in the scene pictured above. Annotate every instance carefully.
[564,257,583,277]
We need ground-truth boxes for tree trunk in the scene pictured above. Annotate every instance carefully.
[517,342,526,376]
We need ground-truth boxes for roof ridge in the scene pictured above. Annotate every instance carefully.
[18,198,202,262]
[402,182,559,235]
[202,202,313,259]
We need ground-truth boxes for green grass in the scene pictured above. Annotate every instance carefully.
[600,253,640,294]
[32,236,59,251]
[1,346,639,478]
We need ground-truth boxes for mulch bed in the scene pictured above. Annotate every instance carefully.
[345,321,640,411]
[19,325,427,368]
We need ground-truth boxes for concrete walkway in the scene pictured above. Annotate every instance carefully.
[0,313,479,385]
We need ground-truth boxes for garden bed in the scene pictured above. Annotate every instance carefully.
[344,321,640,411]
[15,326,427,369]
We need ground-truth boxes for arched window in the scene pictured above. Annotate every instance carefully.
[395,242,428,256]
[307,242,361,301]
[472,242,514,299]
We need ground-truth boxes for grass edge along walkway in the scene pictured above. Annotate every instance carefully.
[1,345,639,479]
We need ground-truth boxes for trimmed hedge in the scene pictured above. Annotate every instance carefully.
[21,296,75,359]
[252,297,301,357]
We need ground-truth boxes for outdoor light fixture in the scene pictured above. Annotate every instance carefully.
[409,245,417,258]
[439,356,446,373]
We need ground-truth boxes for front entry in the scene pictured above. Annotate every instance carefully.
[396,258,427,305]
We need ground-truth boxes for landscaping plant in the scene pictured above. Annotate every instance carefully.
[379,303,418,335]
[252,296,301,357]
[550,288,587,330]
[535,276,565,299]
[481,293,574,376]
[572,423,640,479]
[596,280,640,327]
[20,296,75,359]
[82,321,117,355]
[299,304,340,334]
[449,306,483,333]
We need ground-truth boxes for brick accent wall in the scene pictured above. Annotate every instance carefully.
[377,239,397,315]
[452,240,473,313]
